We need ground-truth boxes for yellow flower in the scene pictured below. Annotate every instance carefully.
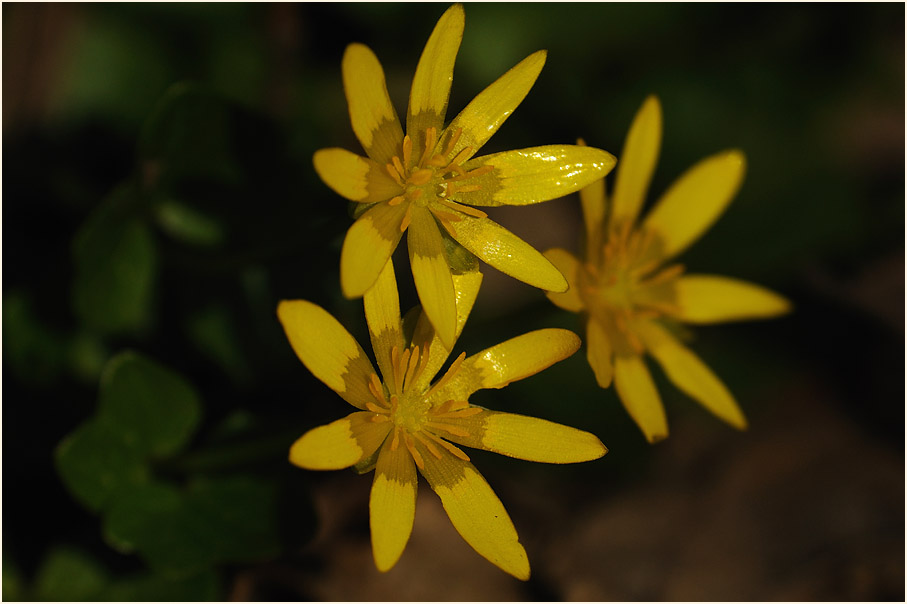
[277,260,606,579]
[313,4,616,348]
[544,96,791,443]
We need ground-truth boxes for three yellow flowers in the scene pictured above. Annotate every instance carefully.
[281,3,789,580]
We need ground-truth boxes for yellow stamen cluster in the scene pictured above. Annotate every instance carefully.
[366,345,482,469]
[384,127,495,236]
[581,222,683,353]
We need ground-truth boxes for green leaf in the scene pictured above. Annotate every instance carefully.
[183,476,280,563]
[103,477,279,574]
[34,547,109,602]
[55,419,147,512]
[72,184,158,335]
[154,199,225,247]
[139,82,240,187]
[2,291,67,387]
[97,351,202,458]
[100,570,219,602]
[3,555,25,602]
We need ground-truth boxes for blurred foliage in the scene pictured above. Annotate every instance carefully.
[2,2,902,600]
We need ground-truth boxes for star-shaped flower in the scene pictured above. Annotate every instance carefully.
[314,4,616,348]
[544,96,791,443]
[278,259,606,579]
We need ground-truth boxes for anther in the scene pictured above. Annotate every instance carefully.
[442,128,463,157]
[425,352,467,399]
[388,195,405,206]
[402,135,413,167]
[408,168,433,186]
[400,204,413,233]
[418,127,438,167]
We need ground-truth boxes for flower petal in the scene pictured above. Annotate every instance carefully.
[340,201,408,298]
[277,300,376,409]
[451,145,616,207]
[637,320,746,429]
[613,354,668,443]
[364,259,406,390]
[642,150,746,260]
[410,258,483,391]
[289,412,390,470]
[543,248,584,312]
[430,328,580,403]
[578,143,607,261]
[370,434,418,572]
[409,207,457,349]
[312,148,403,203]
[586,317,614,388]
[610,95,662,230]
[418,447,529,580]
[407,4,464,155]
[673,274,792,324]
[444,214,567,292]
[343,43,404,165]
[443,410,606,464]
[440,50,546,163]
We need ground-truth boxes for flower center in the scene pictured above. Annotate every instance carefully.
[382,127,495,236]
[365,344,482,469]
[580,221,684,352]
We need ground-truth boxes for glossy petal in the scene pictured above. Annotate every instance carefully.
[312,148,403,203]
[451,145,616,207]
[613,354,668,443]
[364,259,405,390]
[610,95,662,230]
[340,201,408,298]
[673,274,792,324]
[277,300,376,409]
[407,4,464,158]
[444,410,606,463]
[289,412,390,470]
[419,447,530,580]
[430,328,580,403]
[409,207,457,348]
[642,150,746,260]
[586,317,613,388]
[370,435,418,572]
[343,43,404,165]
[444,214,567,292]
[410,262,483,392]
[637,320,747,429]
[543,248,584,312]
[440,50,546,163]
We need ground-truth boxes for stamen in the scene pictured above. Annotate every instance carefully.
[404,433,425,469]
[402,345,420,392]
[398,347,412,390]
[368,373,386,405]
[413,431,443,460]
[390,426,401,451]
[418,127,438,167]
[365,401,385,414]
[427,155,449,168]
[442,127,463,157]
[402,135,413,167]
[400,204,413,233]
[387,195,406,206]
[450,184,480,194]
[446,165,493,182]
[448,146,473,169]
[438,199,487,219]
[412,345,431,386]
[425,352,467,399]
[390,346,403,392]
[385,163,405,187]
[432,406,483,420]
[409,188,424,200]
[642,264,684,287]
[426,421,470,437]
[426,432,471,461]
[408,168,433,186]
[392,156,406,181]
[371,414,390,423]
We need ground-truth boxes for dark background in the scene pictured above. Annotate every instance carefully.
[3,3,904,600]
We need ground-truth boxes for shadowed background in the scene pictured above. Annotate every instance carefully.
[3,3,903,601]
